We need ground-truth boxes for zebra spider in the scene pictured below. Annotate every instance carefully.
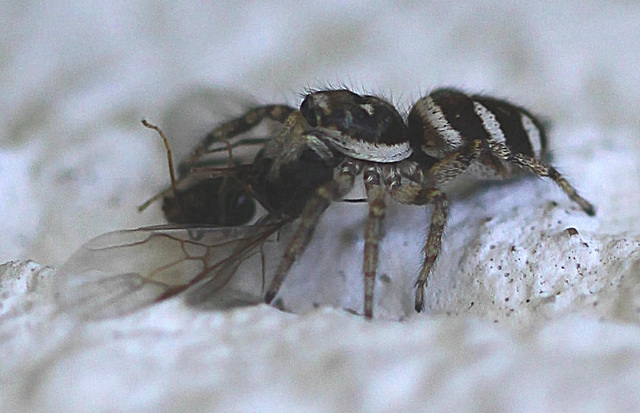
[215,87,594,317]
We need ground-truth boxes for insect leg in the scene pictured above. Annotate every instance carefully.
[363,167,387,319]
[487,141,595,216]
[264,160,360,304]
[410,141,488,312]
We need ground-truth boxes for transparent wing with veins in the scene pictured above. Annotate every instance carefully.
[53,221,290,320]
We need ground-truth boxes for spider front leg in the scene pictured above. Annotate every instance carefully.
[189,104,296,163]
[487,141,595,216]
[264,159,361,305]
[363,166,387,319]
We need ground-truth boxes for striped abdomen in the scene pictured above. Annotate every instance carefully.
[408,88,548,178]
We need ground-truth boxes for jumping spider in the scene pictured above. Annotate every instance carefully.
[197,87,595,318]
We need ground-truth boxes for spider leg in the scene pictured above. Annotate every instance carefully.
[487,141,595,216]
[414,188,449,312]
[427,139,485,188]
[183,137,270,172]
[392,141,483,312]
[264,159,361,304]
[363,166,387,319]
[189,104,296,163]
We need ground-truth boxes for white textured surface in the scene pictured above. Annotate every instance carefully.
[2,1,640,411]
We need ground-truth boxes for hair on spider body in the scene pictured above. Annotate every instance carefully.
[245,90,415,219]
[299,89,411,162]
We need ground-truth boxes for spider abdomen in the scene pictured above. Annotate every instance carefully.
[408,88,548,165]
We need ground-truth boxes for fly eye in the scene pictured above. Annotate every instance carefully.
[234,193,248,208]
[222,186,256,225]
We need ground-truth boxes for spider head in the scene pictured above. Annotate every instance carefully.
[300,90,412,163]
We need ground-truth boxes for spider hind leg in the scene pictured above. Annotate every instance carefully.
[488,141,595,216]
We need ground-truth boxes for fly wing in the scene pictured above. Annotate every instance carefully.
[52,222,287,320]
